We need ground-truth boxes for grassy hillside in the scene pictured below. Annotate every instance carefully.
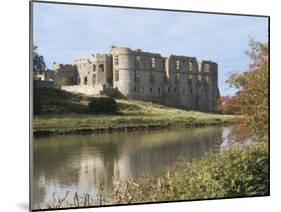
[33,88,235,136]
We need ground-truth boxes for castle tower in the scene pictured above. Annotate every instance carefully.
[110,47,133,96]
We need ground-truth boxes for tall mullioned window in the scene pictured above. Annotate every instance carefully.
[151,57,156,68]
[188,61,193,71]
[176,60,180,70]
[175,73,179,84]
[204,64,210,72]
[99,64,104,72]
[134,70,140,83]
[163,60,166,70]
[115,70,119,81]
[150,71,155,83]
[164,73,168,83]
[114,56,119,65]
[135,56,141,69]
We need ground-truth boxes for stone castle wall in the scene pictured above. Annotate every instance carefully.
[42,46,220,112]
[45,64,79,88]
[73,54,112,87]
[109,47,219,111]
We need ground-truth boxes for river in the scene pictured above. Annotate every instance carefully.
[32,126,230,209]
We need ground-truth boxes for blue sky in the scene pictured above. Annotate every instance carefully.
[33,2,268,96]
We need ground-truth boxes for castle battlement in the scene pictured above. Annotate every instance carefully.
[73,58,91,64]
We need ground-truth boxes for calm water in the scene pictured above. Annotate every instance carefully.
[32,126,229,209]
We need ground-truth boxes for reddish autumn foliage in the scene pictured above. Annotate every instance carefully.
[225,40,269,141]
[217,96,235,114]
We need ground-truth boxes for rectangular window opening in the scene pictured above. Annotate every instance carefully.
[99,64,104,72]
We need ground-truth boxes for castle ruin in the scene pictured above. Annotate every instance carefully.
[35,46,220,112]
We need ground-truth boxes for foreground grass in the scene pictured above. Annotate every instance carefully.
[112,142,269,204]
[33,88,235,135]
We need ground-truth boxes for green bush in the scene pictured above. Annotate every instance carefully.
[88,97,118,114]
[112,143,269,203]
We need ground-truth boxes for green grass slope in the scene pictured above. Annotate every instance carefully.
[33,88,235,135]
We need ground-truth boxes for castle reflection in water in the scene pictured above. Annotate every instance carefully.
[33,126,225,208]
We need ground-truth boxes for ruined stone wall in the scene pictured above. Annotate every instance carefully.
[48,46,219,112]
[73,54,112,88]
[73,59,93,86]
[109,47,219,111]
[163,55,197,109]
[90,54,113,86]
[44,70,55,82]
[50,64,78,88]
[133,51,165,103]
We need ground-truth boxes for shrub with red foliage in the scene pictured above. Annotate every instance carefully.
[225,40,268,141]
[217,96,235,114]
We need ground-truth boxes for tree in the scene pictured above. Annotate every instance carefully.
[225,40,268,141]
[33,45,46,73]
[216,96,234,114]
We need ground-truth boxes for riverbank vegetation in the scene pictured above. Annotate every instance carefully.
[112,142,268,204]
[33,88,234,136]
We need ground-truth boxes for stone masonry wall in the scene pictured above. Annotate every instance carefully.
[110,47,219,112]
[47,46,220,112]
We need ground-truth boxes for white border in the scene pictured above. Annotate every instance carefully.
[0,0,279,212]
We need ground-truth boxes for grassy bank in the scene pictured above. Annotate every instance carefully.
[112,142,269,204]
[33,88,235,136]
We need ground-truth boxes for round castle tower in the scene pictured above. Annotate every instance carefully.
[110,47,134,96]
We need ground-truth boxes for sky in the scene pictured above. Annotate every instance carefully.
[33,2,268,96]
